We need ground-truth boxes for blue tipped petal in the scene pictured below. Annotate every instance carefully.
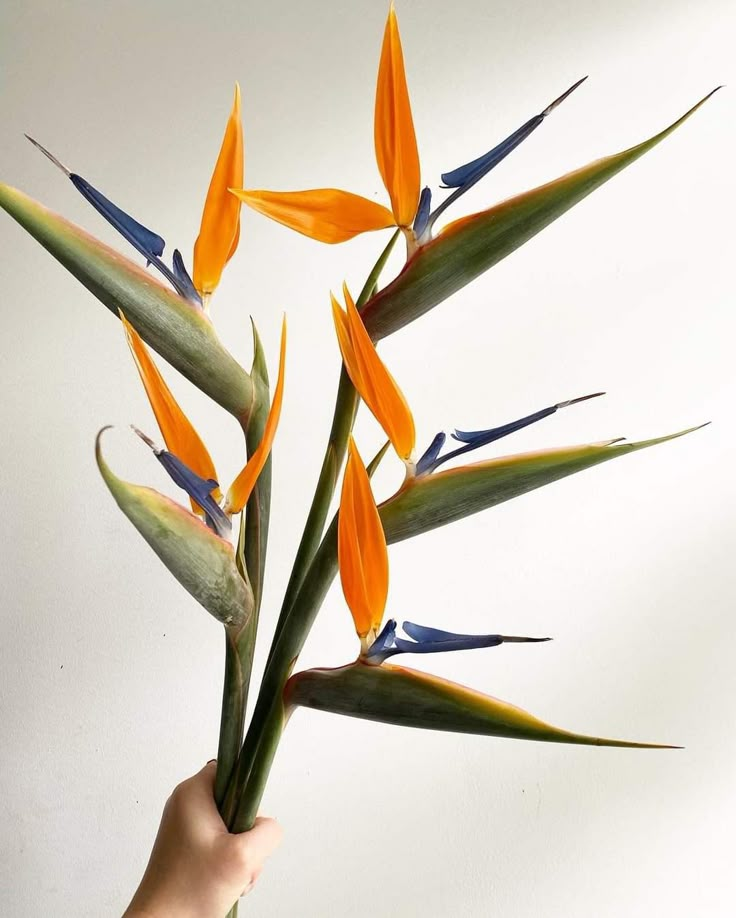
[365,619,550,661]
[427,76,587,229]
[395,622,549,655]
[424,392,604,474]
[172,249,202,305]
[68,173,165,260]
[133,427,231,538]
[25,136,200,304]
[413,186,432,238]
[416,431,446,476]
[394,634,506,653]
[440,115,544,189]
[365,618,398,660]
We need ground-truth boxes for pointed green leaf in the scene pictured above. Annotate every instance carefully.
[286,662,675,748]
[381,427,705,542]
[362,90,719,340]
[95,428,253,627]
[0,183,253,419]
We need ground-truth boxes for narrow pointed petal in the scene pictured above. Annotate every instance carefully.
[374,3,421,226]
[24,136,203,303]
[121,313,220,515]
[225,317,287,515]
[394,621,549,654]
[413,185,432,238]
[286,663,677,748]
[171,249,201,304]
[193,84,244,297]
[0,184,253,417]
[233,188,395,243]
[402,621,549,644]
[332,286,415,461]
[424,392,605,473]
[415,431,446,476]
[151,445,231,538]
[439,77,587,189]
[360,89,720,340]
[338,438,389,638]
[380,426,707,543]
[96,428,251,628]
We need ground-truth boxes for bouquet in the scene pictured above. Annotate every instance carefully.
[1,5,719,915]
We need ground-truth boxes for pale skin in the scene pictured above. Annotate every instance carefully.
[123,761,282,918]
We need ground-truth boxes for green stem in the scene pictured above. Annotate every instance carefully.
[226,231,400,829]
[214,629,247,806]
[269,229,399,651]
[215,323,272,823]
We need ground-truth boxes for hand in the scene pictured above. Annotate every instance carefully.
[123,761,282,918]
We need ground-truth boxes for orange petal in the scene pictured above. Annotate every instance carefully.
[225,317,287,514]
[193,84,244,298]
[338,437,389,638]
[374,4,420,228]
[233,188,395,243]
[331,285,415,461]
[120,312,221,511]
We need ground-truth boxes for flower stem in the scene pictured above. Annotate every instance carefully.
[226,231,399,829]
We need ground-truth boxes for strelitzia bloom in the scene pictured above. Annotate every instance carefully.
[232,4,584,256]
[338,438,546,659]
[331,284,602,479]
[121,313,286,541]
[25,85,243,306]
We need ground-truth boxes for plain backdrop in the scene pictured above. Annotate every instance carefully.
[1,0,734,916]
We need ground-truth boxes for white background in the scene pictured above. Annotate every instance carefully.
[1,1,734,915]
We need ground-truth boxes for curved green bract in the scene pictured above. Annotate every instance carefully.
[286,662,675,748]
[381,427,705,542]
[361,90,719,340]
[95,428,253,628]
[0,183,253,419]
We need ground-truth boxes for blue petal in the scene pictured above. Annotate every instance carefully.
[172,249,202,305]
[25,136,200,304]
[413,186,432,238]
[397,621,550,655]
[365,619,398,660]
[155,451,232,539]
[440,115,544,189]
[416,432,446,476]
[427,76,587,229]
[425,392,604,473]
[69,173,165,259]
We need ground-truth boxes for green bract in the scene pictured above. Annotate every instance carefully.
[96,428,253,628]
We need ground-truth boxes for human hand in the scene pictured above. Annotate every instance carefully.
[123,761,282,918]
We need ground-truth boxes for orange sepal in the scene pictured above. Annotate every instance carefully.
[193,84,244,298]
[338,437,389,639]
[331,285,415,461]
[232,188,395,243]
[225,318,287,514]
[120,312,221,510]
[374,3,420,228]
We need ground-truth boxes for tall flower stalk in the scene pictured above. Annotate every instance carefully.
[0,4,719,915]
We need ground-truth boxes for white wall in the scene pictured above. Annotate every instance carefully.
[1,0,734,915]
